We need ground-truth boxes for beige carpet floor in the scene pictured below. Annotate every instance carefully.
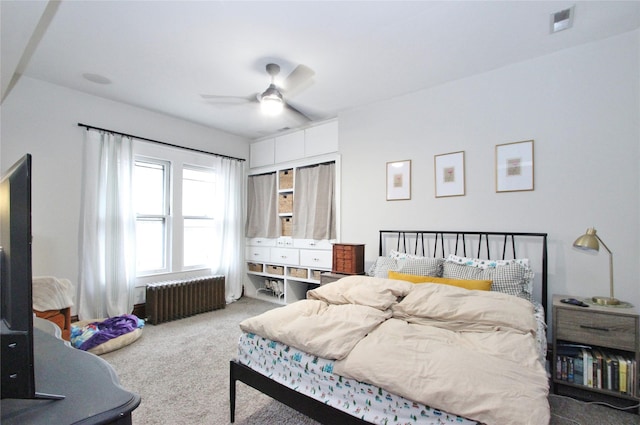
[100,297,639,425]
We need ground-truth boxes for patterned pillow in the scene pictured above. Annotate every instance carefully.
[367,256,444,278]
[442,261,532,301]
[396,257,444,277]
[367,257,398,278]
[446,254,530,270]
[446,254,534,297]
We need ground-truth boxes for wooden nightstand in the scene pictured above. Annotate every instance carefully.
[552,294,639,409]
[332,243,365,275]
[320,272,350,285]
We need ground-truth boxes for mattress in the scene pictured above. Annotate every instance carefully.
[237,332,479,425]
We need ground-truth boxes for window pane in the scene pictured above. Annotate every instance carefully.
[134,161,166,215]
[183,218,215,267]
[183,167,215,217]
[136,218,165,272]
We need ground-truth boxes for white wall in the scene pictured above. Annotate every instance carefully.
[339,30,640,314]
[0,76,249,311]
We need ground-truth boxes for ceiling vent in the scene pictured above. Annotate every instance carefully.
[551,6,574,33]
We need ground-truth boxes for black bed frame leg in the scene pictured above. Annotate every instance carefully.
[229,360,236,423]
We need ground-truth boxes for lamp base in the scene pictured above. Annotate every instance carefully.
[592,296,620,306]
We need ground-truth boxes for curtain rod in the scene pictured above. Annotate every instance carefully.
[77,123,246,162]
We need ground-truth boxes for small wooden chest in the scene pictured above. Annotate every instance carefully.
[332,243,365,275]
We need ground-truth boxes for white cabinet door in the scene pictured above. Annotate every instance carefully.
[275,131,305,163]
[304,121,338,157]
[250,138,275,168]
[270,248,300,266]
[246,246,270,262]
[299,250,332,269]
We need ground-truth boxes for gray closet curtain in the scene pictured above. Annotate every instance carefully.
[293,162,336,240]
[246,172,278,238]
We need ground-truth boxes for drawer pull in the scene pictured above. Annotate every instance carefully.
[579,325,610,332]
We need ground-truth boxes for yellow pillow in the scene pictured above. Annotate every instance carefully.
[387,271,492,291]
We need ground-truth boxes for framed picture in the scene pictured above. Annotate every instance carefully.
[386,160,411,200]
[495,140,534,192]
[434,151,465,198]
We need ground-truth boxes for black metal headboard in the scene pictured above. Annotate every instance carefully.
[378,230,548,315]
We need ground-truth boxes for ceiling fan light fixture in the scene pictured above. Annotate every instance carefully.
[260,85,284,115]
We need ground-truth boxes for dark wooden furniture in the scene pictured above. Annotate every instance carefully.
[1,322,140,424]
[552,294,639,410]
[34,307,71,341]
[332,243,365,275]
[230,230,548,424]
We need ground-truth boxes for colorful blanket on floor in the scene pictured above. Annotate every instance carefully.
[71,314,144,351]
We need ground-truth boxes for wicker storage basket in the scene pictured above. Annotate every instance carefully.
[281,217,292,237]
[278,193,293,214]
[247,262,262,273]
[288,267,307,279]
[279,169,294,190]
[266,265,284,275]
[311,270,322,281]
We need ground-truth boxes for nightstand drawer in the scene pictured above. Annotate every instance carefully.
[556,308,638,351]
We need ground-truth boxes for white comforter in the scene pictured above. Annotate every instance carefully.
[239,276,550,425]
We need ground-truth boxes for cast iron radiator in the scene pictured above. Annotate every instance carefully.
[145,275,225,325]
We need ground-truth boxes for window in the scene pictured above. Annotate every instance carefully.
[182,166,216,268]
[133,155,217,277]
[134,159,170,275]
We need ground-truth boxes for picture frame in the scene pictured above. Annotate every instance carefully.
[434,151,465,198]
[386,160,411,200]
[495,140,534,192]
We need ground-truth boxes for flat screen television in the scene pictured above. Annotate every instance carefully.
[1,154,62,400]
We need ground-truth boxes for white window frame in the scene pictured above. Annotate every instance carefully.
[134,157,172,276]
[181,164,216,270]
[132,141,219,287]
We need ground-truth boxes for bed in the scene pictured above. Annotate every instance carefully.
[230,230,550,424]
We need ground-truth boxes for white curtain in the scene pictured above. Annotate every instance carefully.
[77,129,136,320]
[211,156,245,302]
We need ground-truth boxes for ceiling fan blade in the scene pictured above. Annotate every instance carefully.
[282,64,315,96]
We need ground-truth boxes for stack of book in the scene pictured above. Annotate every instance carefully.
[555,343,637,396]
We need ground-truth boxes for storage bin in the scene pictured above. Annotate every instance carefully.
[247,262,262,273]
[288,267,307,279]
[266,265,284,275]
[281,217,292,237]
[279,193,293,214]
[279,169,294,190]
[311,270,322,281]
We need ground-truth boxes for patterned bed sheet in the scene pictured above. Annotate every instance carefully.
[237,332,479,425]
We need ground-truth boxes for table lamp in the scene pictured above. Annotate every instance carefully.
[573,227,628,306]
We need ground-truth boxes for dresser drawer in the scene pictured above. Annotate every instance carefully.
[556,308,638,351]
[246,238,276,247]
[293,239,333,250]
[299,250,332,269]
[246,246,270,262]
[270,248,299,266]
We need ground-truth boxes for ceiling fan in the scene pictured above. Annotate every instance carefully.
[202,62,315,121]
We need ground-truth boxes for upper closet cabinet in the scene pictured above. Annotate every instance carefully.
[249,120,338,169]
[304,120,338,158]
[249,138,275,168]
[275,132,305,164]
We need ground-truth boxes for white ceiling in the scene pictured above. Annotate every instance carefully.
[2,1,639,140]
